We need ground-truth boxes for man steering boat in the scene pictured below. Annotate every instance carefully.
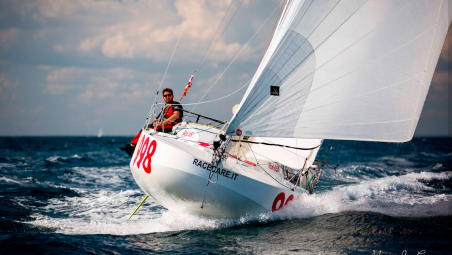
[119,88,183,156]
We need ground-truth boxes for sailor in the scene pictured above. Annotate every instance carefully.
[119,88,183,156]
[150,88,183,132]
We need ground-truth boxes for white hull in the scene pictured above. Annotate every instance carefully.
[130,130,310,218]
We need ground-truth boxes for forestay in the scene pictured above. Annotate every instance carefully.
[227,0,452,142]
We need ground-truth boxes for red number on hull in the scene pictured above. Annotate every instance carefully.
[271,192,294,212]
[133,136,157,174]
[143,140,157,173]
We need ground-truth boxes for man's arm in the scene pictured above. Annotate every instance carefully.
[155,111,180,126]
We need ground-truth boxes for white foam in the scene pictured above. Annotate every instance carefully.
[432,163,442,170]
[67,166,130,187]
[0,163,16,168]
[27,188,240,235]
[0,176,23,184]
[274,171,452,219]
[46,156,60,162]
[26,171,452,235]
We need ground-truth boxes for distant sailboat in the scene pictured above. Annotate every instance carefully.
[97,129,103,138]
[129,0,451,218]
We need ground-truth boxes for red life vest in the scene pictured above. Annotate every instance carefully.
[161,101,183,130]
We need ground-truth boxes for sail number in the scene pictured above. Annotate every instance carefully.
[272,192,294,212]
[133,136,157,174]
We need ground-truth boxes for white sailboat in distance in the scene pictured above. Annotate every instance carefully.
[129,0,451,218]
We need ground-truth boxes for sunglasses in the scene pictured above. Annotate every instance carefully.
[163,94,172,97]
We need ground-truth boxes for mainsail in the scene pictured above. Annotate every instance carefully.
[227,0,451,142]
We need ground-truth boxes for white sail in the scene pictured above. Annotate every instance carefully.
[227,0,452,142]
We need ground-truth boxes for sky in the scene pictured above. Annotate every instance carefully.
[0,0,450,137]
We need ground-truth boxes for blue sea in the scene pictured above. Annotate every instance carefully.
[0,137,451,254]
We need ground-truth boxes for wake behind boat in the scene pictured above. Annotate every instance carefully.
[128,0,451,219]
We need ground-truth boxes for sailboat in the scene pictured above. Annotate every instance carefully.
[98,129,103,138]
[129,0,451,218]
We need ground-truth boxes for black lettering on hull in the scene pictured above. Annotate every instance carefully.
[192,158,239,181]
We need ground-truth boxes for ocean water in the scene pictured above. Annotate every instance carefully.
[0,136,451,254]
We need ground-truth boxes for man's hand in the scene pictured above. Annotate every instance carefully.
[155,112,180,128]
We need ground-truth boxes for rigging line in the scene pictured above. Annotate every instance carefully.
[253,0,323,82]
[245,144,314,168]
[231,139,321,150]
[255,0,286,73]
[338,141,343,164]
[183,2,283,123]
[238,143,250,162]
[243,1,423,126]
[152,21,186,106]
[324,140,334,164]
[232,0,314,120]
[258,0,365,86]
[259,136,321,169]
[174,127,224,144]
[154,79,250,106]
[146,21,186,125]
[194,0,244,79]
[151,133,200,159]
[230,1,332,121]
[338,148,354,165]
[242,138,316,166]
[235,0,366,120]
[238,0,334,102]
[193,0,236,74]
[248,147,293,189]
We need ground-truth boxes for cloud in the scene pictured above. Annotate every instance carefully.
[44,66,162,108]
[101,33,136,58]
[79,35,105,52]
[53,44,72,53]
[0,0,294,135]
[0,28,20,50]
[45,67,86,94]
[0,73,20,101]
[11,0,266,63]
[31,105,44,116]
[77,89,94,104]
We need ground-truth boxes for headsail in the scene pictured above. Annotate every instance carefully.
[227,0,451,142]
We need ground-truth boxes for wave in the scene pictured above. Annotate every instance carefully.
[25,171,451,235]
[275,171,452,219]
[27,188,233,235]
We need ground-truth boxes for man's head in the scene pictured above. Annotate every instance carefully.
[162,88,174,103]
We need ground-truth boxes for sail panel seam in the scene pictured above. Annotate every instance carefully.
[238,71,423,125]
[237,22,437,129]
[297,72,424,115]
[229,0,417,132]
[184,2,283,123]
